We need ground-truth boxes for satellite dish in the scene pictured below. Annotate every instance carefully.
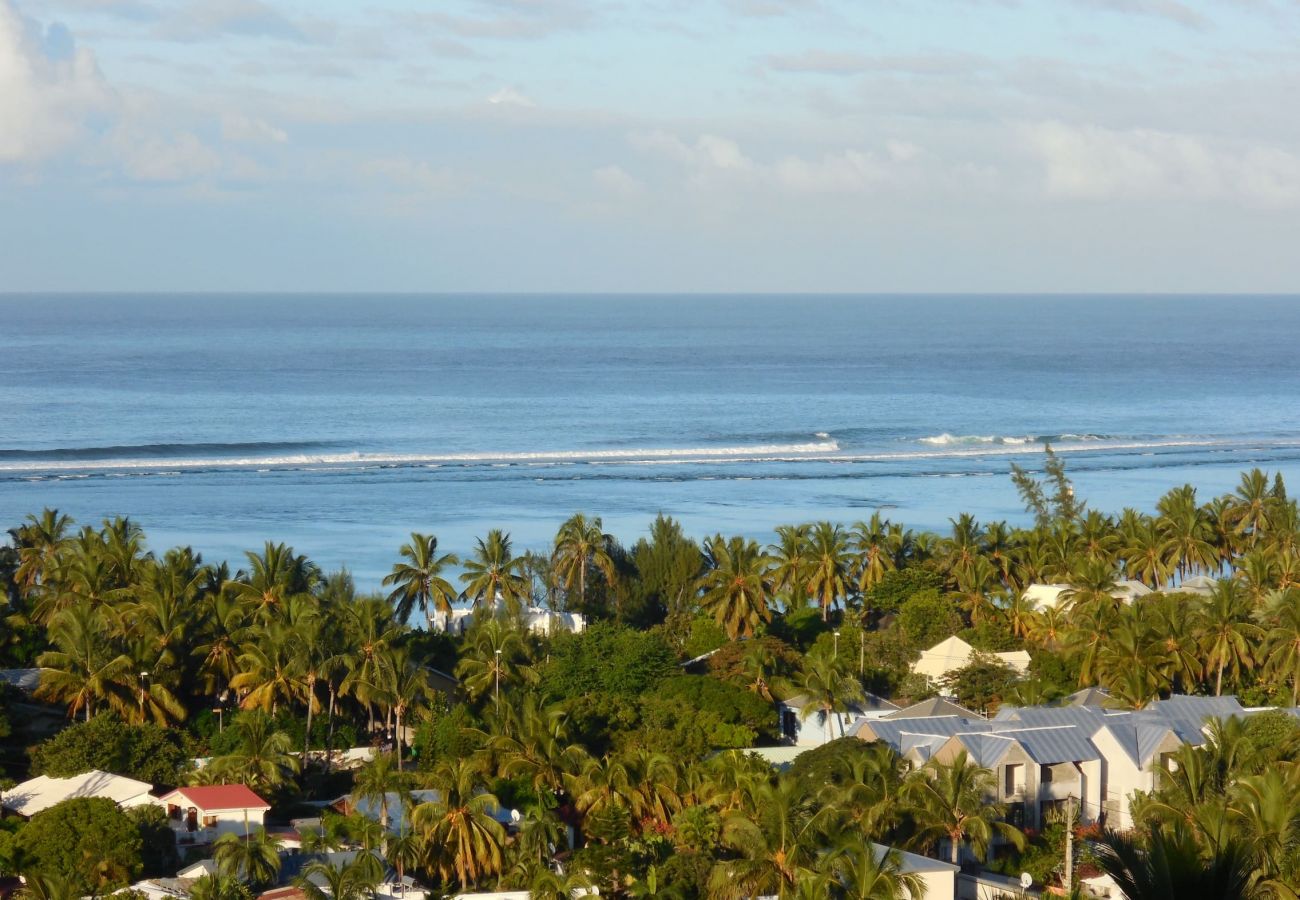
[1020,872,1033,889]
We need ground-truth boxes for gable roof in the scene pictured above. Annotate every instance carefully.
[161,784,270,812]
[2,769,154,818]
[885,697,982,720]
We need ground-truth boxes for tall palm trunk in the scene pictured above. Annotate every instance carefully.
[1216,657,1225,696]
[325,684,337,773]
[303,674,316,759]
[395,706,404,772]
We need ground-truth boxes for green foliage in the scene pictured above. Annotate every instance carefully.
[963,618,1021,653]
[681,616,728,660]
[17,797,143,894]
[1028,649,1082,697]
[127,804,181,877]
[631,675,777,759]
[896,589,962,649]
[704,636,801,684]
[412,701,484,769]
[864,568,944,617]
[671,805,720,854]
[768,604,829,651]
[539,623,675,701]
[940,655,1021,716]
[654,852,711,899]
[1243,709,1300,761]
[786,736,894,794]
[629,514,703,627]
[1010,445,1085,529]
[203,708,356,757]
[30,713,192,786]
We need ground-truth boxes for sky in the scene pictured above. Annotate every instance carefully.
[2,0,1299,293]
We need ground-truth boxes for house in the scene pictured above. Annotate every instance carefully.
[1022,579,1152,613]
[910,636,1031,687]
[778,693,898,746]
[884,697,983,720]
[1,769,156,819]
[155,784,271,844]
[432,606,586,637]
[874,842,959,899]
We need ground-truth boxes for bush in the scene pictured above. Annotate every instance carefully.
[654,852,712,899]
[412,701,484,769]
[128,804,180,877]
[539,623,676,701]
[682,616,729,660]
[30,713,192,786]
[941,655,1021,716]
[865,568,944,617]
[630,675,778,759]
[704,636,801,684]
[17,797,142,893]
[896,589,962,649]
[768,605,829,651]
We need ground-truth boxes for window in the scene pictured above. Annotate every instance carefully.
[1004,764,1023,796]
[1041,764,1054,783]
[202,815,218,828]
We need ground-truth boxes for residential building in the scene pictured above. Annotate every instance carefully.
[778,693,899,746]
[1021,580,1152,613]
[156,783,271,845]
[910,635,1031,687]
[1,769,156,819]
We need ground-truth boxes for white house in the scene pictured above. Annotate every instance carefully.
[155,783,271,845]
[1,769,156,818]
[779,693,899,746]
[432,606,586,637]
[1022,579,1152,612]
[877,843,959,899]
[911,635,1031,687]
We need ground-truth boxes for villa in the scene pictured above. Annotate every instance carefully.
[156,783,272,845]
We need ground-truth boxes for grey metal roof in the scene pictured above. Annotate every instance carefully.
[860,716,985,751]
[885,697,982,720]
[951,733,1015,768]
[995,725,1101,764]
[0,668,41,693]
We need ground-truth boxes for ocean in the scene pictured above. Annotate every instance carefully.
[3,294,1299,588]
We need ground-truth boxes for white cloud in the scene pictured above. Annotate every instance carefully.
[1025,120,1300,206]
[110,129,223,181]
[592,164,645,198]
[486,86,535,107]
[220,112,287,143]
[0,0,111,163]
[631,130,918,195]
[362,157,458,194]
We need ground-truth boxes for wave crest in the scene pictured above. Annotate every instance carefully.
[918,432,1108,447]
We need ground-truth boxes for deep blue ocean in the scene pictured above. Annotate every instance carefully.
[2,295,1299,588]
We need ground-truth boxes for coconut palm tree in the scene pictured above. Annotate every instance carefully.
[1195,579,1263,696]
[229,622,303,715]
[382,532,460,631]
[295,859,382,900]
[1260,588,1300,705]
[850,514,897,596]
[187,874,249,900]
[769,524,812,608]
[806,521,853,622]
[791,647,865,742]
[698,534,773,640]
[905,750,1024,865]
[461,529,529,611]
[369,646,431,769]
[455,617,530,708]
[412,756,506,887]
[710,778,834,898]
[8,508,73,593]
[214,827,282,888]
[35,601,133,721]
[230,541,320,619]
[206,710,299,791]
[551,513,618,614]
[352,751,404,833]
[826,837,925,900]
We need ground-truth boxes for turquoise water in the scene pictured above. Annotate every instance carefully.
[2,294,1298,586]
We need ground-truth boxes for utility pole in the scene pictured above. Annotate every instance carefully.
[1063,794,1076,897]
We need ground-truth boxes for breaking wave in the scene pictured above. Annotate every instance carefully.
[918,432,1109,447]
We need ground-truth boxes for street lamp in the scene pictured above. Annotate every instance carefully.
[138,671,149,708]
[833,631,840,660]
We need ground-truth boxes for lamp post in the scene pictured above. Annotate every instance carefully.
[859,629,865,676]
[213,706,224,733]
[138,671,149,710]
[833,631,840,660]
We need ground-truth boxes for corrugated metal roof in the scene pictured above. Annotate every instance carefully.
[995,725,1101,764]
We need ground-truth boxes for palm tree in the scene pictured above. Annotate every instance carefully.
[294,859,381,900]
[214,827,281,887]
[905,750,1023,865]
[206,710,299,791]
[710,778,834,898]
[698,534,773,640]
[13,874,77,900]
[229,623,303,715]
[455,617,530,707]
[551,513,618,613]
[460,529,529,610]
[370,647,431,769]
[1094,826,1259,900]
[1230,469,1276,549]
[806,521,853,622]
[1123,516,1174,589]
[8,508,72,593]
[850,514,897,596]
[352,751,405,834]
[1195,579,1263,696]
[382,532,460,631]
[826,837,925,900]
[35,602,133,721]
[1260,588,1300,705]
[230,541,320,619]
[412,756,506,887]
[188,874,249,900]
[791,647,865,742]
[769,524,811,607]
[194,591,248,700]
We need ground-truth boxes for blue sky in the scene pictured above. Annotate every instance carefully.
[2,0,1299,292]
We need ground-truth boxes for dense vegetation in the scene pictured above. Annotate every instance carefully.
[2,452,1300,897]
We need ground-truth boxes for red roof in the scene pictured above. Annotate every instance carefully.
[165,784,270,811]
